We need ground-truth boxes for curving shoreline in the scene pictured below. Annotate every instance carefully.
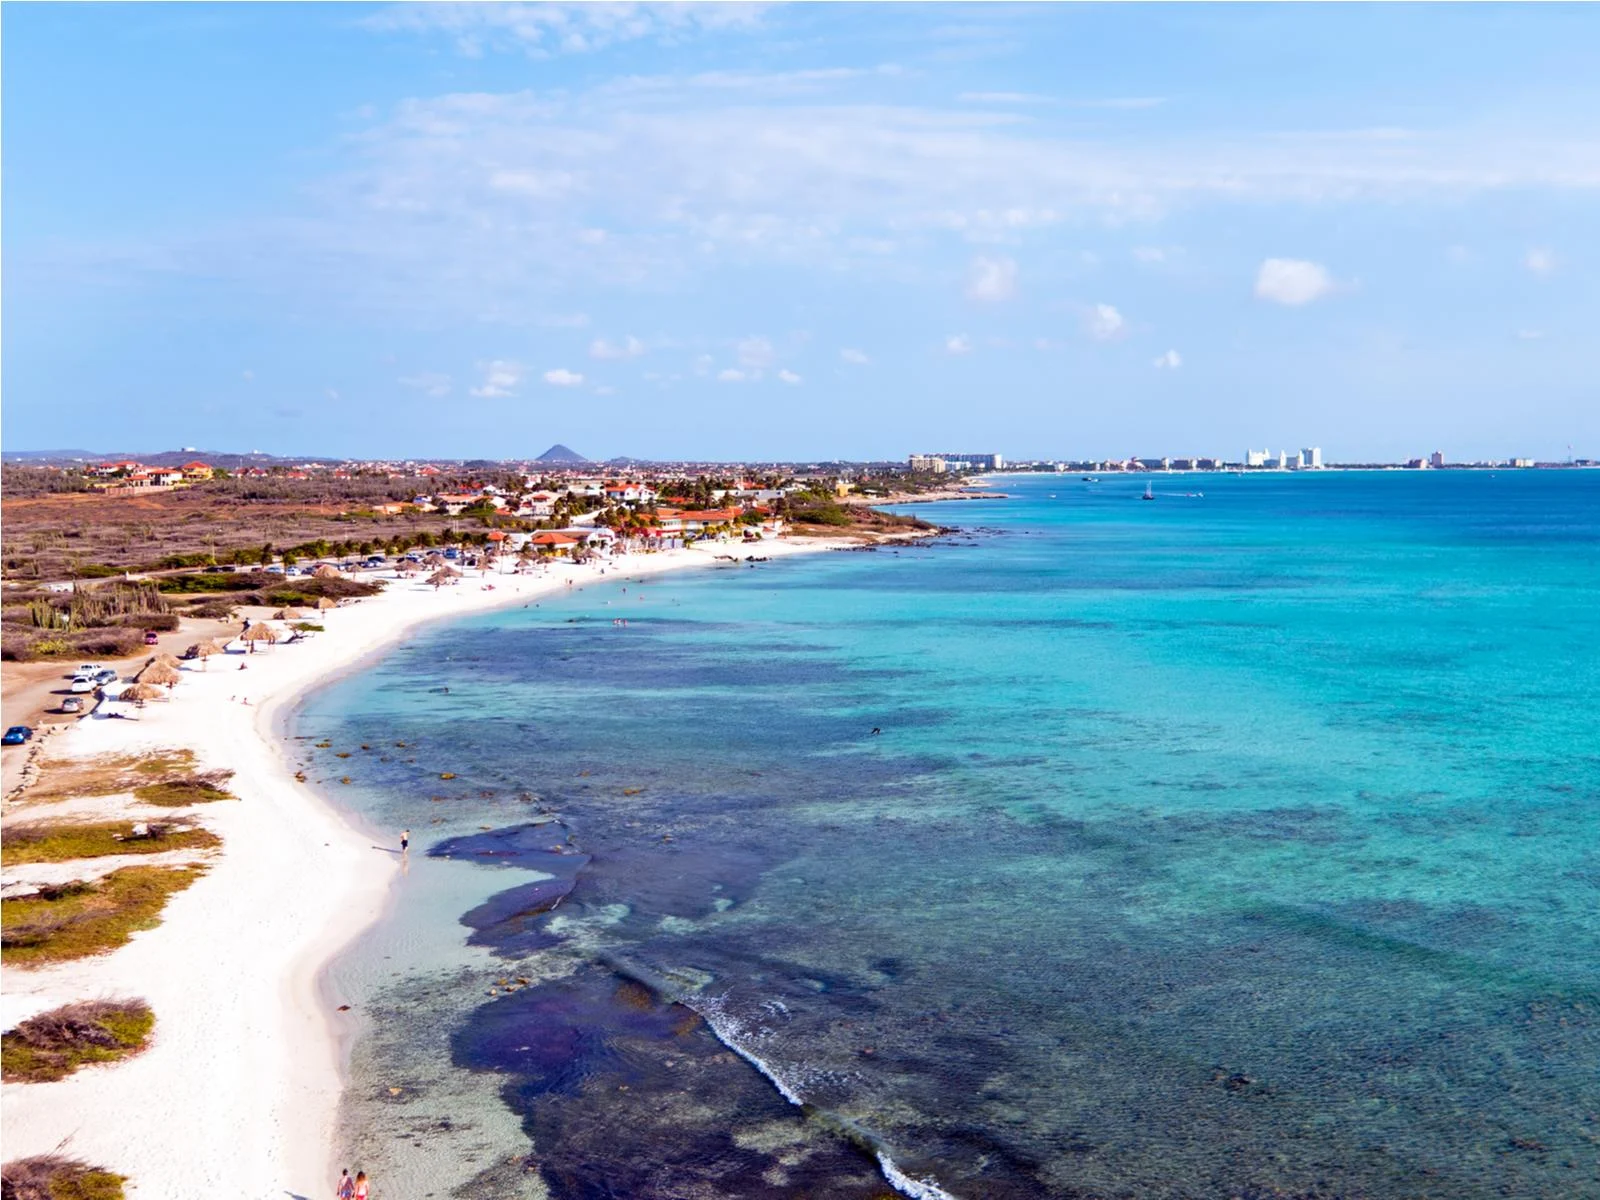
[0,537,858,1197]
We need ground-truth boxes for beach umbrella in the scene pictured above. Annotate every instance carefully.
[121,682,164,704]
[137,662,183,686]
[314,596,337,610]
[396,561,421,575]
[273,608,308,621]
[188,640,224,670]
[149,652,182,669]
[312,564,341,579]
[241,624,279,652]
[427,567,461,589]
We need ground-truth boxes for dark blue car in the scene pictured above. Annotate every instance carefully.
[3,726,34,746]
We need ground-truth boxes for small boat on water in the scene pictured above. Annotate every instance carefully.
[1141,483,1155,501]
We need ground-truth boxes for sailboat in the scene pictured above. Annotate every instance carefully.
[1141,482,1154,501]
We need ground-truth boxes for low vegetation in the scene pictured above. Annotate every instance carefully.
[0,1154,126,1200]
[131,774,236,807]
[0,582,173,662]
[2,820,220,866]
[19,751,236,813]
[1,865,205,967]
[21,750,199,805]
[2,999,155,1083]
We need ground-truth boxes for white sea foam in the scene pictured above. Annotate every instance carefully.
[690,993,806,1106]
[877,1152,965,1200]
[688,993,963,1200]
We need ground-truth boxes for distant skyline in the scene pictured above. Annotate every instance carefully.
[4,3,1599,462]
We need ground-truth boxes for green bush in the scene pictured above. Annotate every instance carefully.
[2,999,155,1083]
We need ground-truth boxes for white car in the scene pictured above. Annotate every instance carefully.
[75,662,106,677]
[70,676,97,694]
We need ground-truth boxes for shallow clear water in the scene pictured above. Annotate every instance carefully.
[304,471,1600,1199]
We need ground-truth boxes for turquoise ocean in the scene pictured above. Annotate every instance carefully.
[300,470,1600,1199]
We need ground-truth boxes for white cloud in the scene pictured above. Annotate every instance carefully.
[241,369,255,381]
[958,91,1051,105]
[538,312,591,328]
[577,228,607,244]
[364,2,768,58]
[944,334,973,355]
[1524,247,1556,275]
[1132,246,1172,263]
[1254,258,1333,306]
[400,372,453,397]
[68,68,1600,332]
[1515,329,1546,340]
[966,255,1018,302]
[1076,96,1165,110]
[326,387,341,400]
[717,367,749,382]
[543,367,584,387]
[1153,349,1182,369]
[777,368,802,385]
[840,348,870,365]
[592,384,617,395]
[693,353,714,377]
[736,335,775,368]
[471,359,524,397]
[1087,303,1126,341]
[589,335,646,360]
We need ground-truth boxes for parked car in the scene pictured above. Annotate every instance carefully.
[3,726,33,746]
[204,565,232,573]
[70,676,98,694]
[76,663,106,677]
[95,669,119,685]
[61,697,84,714]
[265,564,285,574]
[144,630,160,645]
[443,548,459,560]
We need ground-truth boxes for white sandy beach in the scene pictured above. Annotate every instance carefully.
[0,538,848,1198]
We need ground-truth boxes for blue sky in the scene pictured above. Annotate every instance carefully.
[5,2,1598,462]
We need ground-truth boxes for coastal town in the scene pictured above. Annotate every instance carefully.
[0,438,957,1199]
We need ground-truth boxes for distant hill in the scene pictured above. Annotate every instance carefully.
[2,447,358,468]
[535,443,589,464]
[2,449,106,463]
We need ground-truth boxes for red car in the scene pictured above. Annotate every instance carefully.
[144,631,160,645]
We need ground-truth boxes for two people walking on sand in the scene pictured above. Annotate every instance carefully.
[336,1168,369,1199]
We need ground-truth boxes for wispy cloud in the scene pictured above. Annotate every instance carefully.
[945,334,973,355]
[471,359,523,397]
[400,372,452,397]
[1153,349,1182,369]
[736,336,775,368]
[1255,258,1333,306]
[840,347,870,365]
[1524,247,1556,275]
[966,255,1017,302]
[1087,303,1126,341]
[364,2,769,58]
[590,335,646,359]
[777,368,802,385]
[543,367,585,386]
[958,91,1051,104]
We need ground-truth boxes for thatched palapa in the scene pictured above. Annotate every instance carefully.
[187,640,224,669]
[241,624,279,650]
[311,564,342,579]
[137,662,183,686]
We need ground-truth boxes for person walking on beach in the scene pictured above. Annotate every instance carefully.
[400,828,410,853]
[353,1171,370,1199]
[337,1169,355,1199]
